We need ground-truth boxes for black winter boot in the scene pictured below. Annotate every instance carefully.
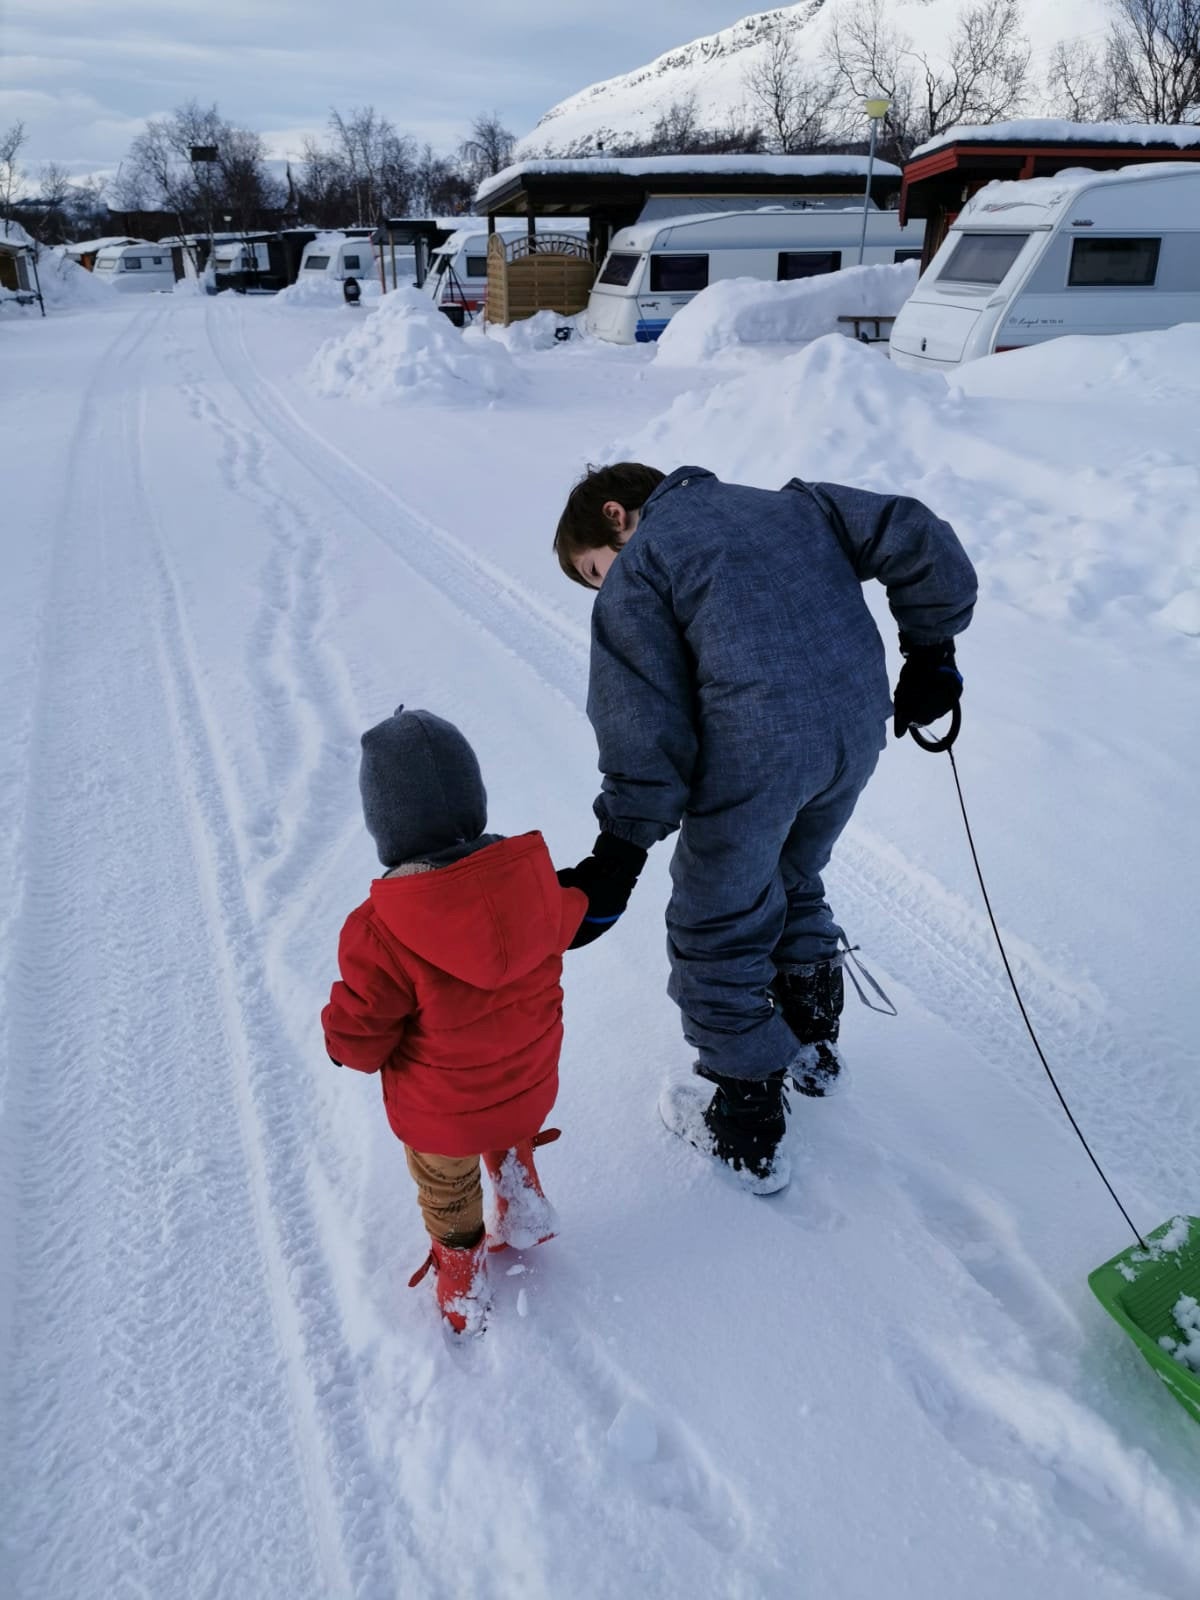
[772,960,845,1097]
[659,1068,790,1194]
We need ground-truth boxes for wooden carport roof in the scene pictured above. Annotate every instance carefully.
[900,137,1200,224]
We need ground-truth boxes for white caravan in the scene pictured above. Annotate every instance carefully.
[425,219,589,321]
[92,242,175,292]
[297,234,378,282]
[889,162,1200,371]
[585,206,923,343]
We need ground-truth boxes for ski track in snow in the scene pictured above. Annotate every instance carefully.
[2,306,411,1600]
[4,296,1197,1600]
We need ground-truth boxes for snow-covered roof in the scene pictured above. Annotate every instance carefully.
[64,236,146,255]
[1,218,36,249]
[960,161,1200,219]
[477,154,902,206]
[912,120,1200,160]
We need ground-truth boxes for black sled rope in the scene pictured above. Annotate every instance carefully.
[910,709,1147,1250]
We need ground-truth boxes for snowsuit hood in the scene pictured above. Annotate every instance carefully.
[368,833,577,989]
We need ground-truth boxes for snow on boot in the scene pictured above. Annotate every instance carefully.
[772,960,845,1098]
[658,1071,790,1196]
[409,1232,490,1336]
[483,1128,560,1251]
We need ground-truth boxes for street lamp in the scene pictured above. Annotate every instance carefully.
[856,96,891,266]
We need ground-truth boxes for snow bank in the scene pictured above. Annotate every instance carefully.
[654,261,918,365]
[272,274,383,311]
[469,309,587,353]
[616,328,1200,636]
[949,323,1200,406]
[306,285,517,404]
[39,247,115,310]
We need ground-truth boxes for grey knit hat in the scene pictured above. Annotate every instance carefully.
[359,706,488,868]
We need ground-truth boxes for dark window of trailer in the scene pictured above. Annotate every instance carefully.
[598,253,640,287]
[649,254,709,292]
[305,255,330,270]
[894,249,924,263]
[1068,237,1161,287]
[465,255,489,276]
[777,251,842,280]
[343,254,362,270]
[939,233,1028,285]
[125,256,143,269]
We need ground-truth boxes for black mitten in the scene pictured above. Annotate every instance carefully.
[892,634,963,738]
[558,832,648,949]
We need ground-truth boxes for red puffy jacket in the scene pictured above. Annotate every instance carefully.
[322,833,586,1156]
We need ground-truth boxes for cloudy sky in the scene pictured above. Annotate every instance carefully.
[1,0,762,179]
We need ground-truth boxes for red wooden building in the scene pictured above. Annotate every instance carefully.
[900,120,1200,268]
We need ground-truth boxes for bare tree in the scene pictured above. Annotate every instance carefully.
[827,0,1031,156]
[1,119,28,234]
[458,112,516,186]
[909,0,1032,142]
[326,106,416,222]
[413,144,472,214]
[825,0,919,154]
[1105,0,1200,122]
[1046,39,1117,120]
[745,22,841,152]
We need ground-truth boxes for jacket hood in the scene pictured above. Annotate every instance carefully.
[368,832,571,989]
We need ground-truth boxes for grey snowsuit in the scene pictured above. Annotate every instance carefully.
[587,466,977,1082]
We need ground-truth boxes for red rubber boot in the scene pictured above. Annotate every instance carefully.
[483,1128,560,1252]
[408,1233,490,1336]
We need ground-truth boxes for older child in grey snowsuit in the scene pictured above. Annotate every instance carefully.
[553,464,977,1194]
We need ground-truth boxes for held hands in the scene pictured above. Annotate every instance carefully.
[557,832,648,949]
[892,634,963,739]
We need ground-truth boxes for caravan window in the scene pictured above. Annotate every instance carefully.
[465,255,489,277]
[650,254,708,293]
[1069,237,1160,287]
[304,255,331,270]
[124,257,143,269]
[778,251,841,280]
[939,233,1028,285]
[343,253,363,270]
[598,253,640,287]
[894,249,923,263]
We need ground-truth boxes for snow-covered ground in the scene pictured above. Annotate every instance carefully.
[1,282,1198,1600]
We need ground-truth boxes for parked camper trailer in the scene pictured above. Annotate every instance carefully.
[889,163,1200,371]
[92,242,175,292]
[425,220,588,322]
[585,207,923,343]
[297,234,380,282]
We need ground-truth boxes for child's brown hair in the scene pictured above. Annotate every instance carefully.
[553,463,665,587]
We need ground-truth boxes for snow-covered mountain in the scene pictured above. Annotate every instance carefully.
[517,0,1111,157]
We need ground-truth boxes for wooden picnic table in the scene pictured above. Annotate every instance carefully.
[837,313,896,344]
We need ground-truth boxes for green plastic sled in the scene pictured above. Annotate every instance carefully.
[1088,1215,1200,1424]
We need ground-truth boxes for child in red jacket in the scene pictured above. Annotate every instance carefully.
[322,706,587,1336]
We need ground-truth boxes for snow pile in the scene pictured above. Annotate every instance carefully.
[1,218,37,247]
[306,285,517,404]
[39,247,116,310]
[469,308,586,353]
[1159,1294,1200,1371]
[655,262,919,365]
[616,327,1200,636]
[272,274,383,311]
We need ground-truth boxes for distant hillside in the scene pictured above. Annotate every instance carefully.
[517,0,1112,157]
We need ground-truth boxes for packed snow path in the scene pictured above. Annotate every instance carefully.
[1,295,1197,1600]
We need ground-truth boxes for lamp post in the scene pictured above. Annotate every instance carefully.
[190,144,218,287]
[856,96,891,265]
